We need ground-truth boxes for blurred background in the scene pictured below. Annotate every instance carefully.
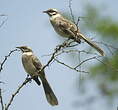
[0,0,118,110]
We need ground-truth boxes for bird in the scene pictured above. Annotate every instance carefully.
[16,46,58,106]
[43,8,105,56]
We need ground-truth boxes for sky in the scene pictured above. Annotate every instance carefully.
[0,0,118,110]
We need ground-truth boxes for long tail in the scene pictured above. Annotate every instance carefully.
[78,33,105,56]
[40,73,58,106]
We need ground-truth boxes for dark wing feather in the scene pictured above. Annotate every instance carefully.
[31,55,42,70]
[56,17,81,43]
[58,18,77,37]
[30,55,42,85]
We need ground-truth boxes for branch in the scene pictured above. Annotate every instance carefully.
[68,0,80,27]
[0,49,19,72]
[95,41,118,50]
[3,40,77,110]
[54,58,89,73]
[0,89,4,110]
[68,0,87,27]
[55,49,98,57]
[0,15,8,28]
[74,56,101,69]
[69,0,75,24]
[41,39,73,71]
[5,78,31,110]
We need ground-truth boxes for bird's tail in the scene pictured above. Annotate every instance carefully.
[33,76,41,86]
[40,74,58,106]
[78,33,105,56]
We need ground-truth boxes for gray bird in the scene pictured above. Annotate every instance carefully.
[43,8,105,56]
[16,46,58,106]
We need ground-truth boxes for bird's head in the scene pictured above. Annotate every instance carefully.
[16,46,33,53]
[43,8,60,17]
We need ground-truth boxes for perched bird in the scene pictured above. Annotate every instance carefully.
[43,8,105,56]
[16,46,58,106]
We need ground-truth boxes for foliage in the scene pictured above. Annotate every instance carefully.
[83,4,118,99]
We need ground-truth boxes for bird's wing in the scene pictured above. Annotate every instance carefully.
[56,17,81,42]
[31,55,42,70]
[57,17,78,37]
[28,55,42,85]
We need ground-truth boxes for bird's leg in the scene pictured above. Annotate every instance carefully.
[71,35,81,44]
[26,74,30,79]
[26,74,32,83]
[74,32,81,44]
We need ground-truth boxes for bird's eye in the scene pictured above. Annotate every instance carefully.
[49,10,55,12]
[52,12,57,15]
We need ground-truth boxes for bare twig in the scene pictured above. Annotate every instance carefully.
[5,78,31,110]
[76,17,80,27]
[68,0,87,27]
[0,14,7,17]
[41,39,72,71]
[74,56,102,69]
[0,49,19,72]
[56,49,98,57]
[54,58,89,73]
[0,15,8,28]
[69,0,75,23]
[0,81,5,84]
[0,89,4,110]
[78,51,81,73]
[95,41,118,55]
[95,41,118,50]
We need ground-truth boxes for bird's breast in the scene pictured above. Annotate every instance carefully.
[22,54,37,76]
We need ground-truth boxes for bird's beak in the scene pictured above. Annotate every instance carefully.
[43,10,48,13]
[16,47,21,49]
